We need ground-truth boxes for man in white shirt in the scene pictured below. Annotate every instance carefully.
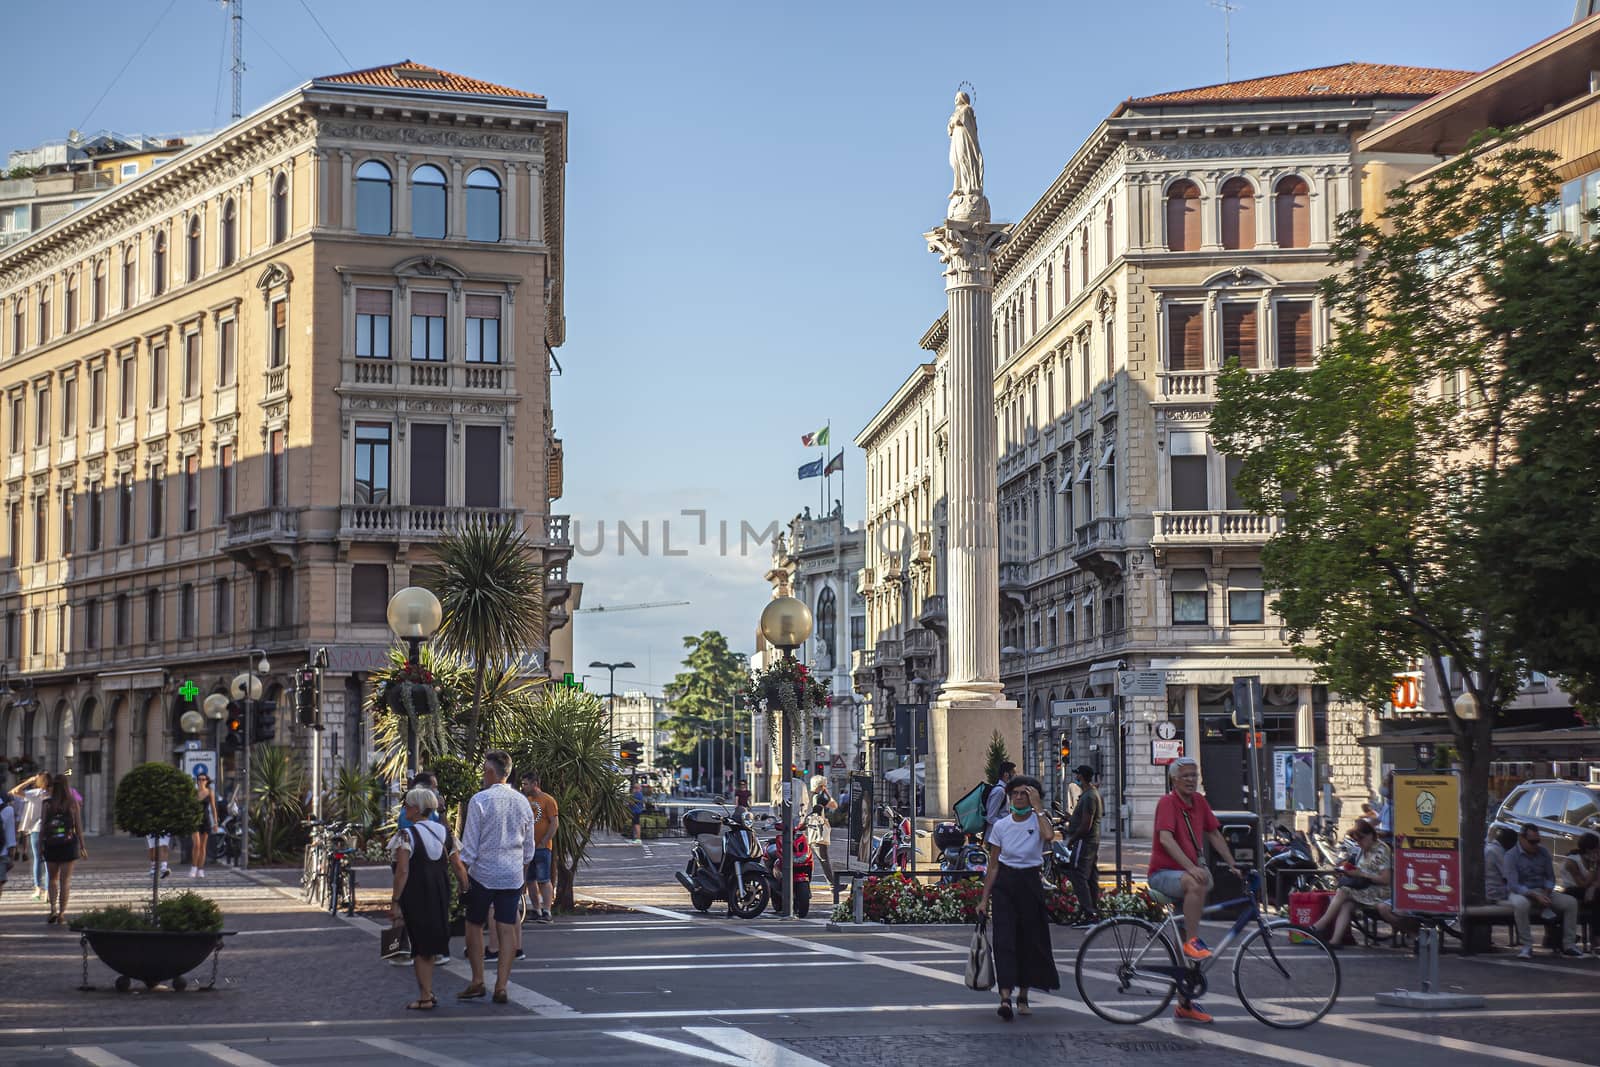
[458,750,535,1003]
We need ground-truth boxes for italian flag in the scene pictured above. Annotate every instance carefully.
[801,426,830,447]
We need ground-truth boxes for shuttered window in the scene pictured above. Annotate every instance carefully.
[1169,430,1209,512]
[1166,181,1201,252]
[1275,176,1310,249]
[1220,177,1255,250]
[463,426,500,508]
[1221,304,1258,369]
[1166,305,1203,371]
[409,423,447,507]
[465,294,501,364]
[1276,301,1314,368]
[356,289,392,359]
[410,291,446,361]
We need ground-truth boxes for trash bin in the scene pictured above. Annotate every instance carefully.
[1207,811,1260,917]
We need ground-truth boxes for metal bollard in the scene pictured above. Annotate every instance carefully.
[852,877,864,924]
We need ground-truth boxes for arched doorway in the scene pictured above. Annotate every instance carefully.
[0,702,15,764]
[78,697,105,835]
[35,702,64,773]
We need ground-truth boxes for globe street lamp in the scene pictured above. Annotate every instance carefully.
[588,660,636,741]
[758,595,813,920]
[387,586,443,780]
[230,650,271,871]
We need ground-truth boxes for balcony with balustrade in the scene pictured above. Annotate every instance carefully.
[1154,370,1218,405]
[222,507,301,564]
[338,504,522,541]
[851,648,876,691]
[1151,510,1281,546]
[874,638,903,667]
[1071,516,1126,581]
[916,593,946,632]
[340,356,516,394]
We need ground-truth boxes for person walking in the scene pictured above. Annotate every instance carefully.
[979,776,1059,1020]
[628,781,646,844]
[806,775,840,903]
[146,834,172,880]
[39,774,86,924]
[391,788,469,1011]
[190,774,220,878]
[520,771,558,924]
[985,761,1016,840]
[1148,757,1239,1024]
[9,774,48,900]
[0,786,15,899]
[1062,765,1102,924]
[458,751,535,1003]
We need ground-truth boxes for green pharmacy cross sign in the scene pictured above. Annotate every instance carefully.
[560,673,584,692]
[179,680,200,703]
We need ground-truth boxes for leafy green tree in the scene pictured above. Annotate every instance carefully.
[1211,135,1591,903]
[114,763,201,910]
[427,518,545,758]
[984,731,1011,784]
[660,631,748,773]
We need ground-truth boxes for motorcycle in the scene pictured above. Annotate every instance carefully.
[933,821,986,883]
[868,805,925,873]
[762,818,814,917]
[674,807,771,918]
[1262,823,1320,908]
[1041,807,1077,890]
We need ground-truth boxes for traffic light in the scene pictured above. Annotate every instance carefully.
[1060,735,1071,761]
[224,705,246,753]
[812,760,826,778]
[295,667,320,728]
[618,739,641,765]
[252,699,278,744]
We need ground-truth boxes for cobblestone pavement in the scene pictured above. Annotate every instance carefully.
[0,833,1593,1066]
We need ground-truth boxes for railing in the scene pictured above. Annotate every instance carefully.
[999,560,1030,588]
[264,366,287,397]
[225,507,299,544]
[407,363,448,388]
[342,357,512,392]
[1074,517,1124,549]
[875,639,903,665]
[351,359,394,385]
[1152,510,1281,543]
[545,514,571,546]
[917,593,946,626]
[463,365,503,389]
[903,628,937,658]
[851,648,876,674]
[340,505,519,538]
[1156,370,1218,403]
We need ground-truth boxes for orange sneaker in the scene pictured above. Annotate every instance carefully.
[1181,937,1212,962]
[1174,1001,1214,1024]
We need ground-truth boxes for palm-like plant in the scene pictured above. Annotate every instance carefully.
[368,646,536,782]
[249,744,306,864]
[427,518,545,757]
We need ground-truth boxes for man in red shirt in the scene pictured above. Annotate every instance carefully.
[1148,757,1239,1023]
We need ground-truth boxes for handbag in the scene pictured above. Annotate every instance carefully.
[964,918,995,991]
[380,923,411,960]
[1337,874,1374,891]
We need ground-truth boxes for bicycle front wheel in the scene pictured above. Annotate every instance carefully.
[1075,917,1179,1024]
[1233,923,1341,1029]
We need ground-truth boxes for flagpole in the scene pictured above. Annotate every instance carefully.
[819,421,826,519]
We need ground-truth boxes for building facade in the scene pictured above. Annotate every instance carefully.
[765,507,866,792]
[0,62,573,833]
[610,689,670,770]
[859,63,1474,832]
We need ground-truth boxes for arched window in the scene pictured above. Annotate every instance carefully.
[1104,196,1115,265]
[411,165,447,240]
[816,586,837,668]
[1220,177,1255,251]
[151,232,166,297]
[186,215,202,282]
[1166,180,1201,252]
[1275,176,1310,249]
[271,173,289,245]
[65,275,77,332]
[220,199,237,267]
[466,168,501,242]
[355,161,392,236]
[122,244,137,309]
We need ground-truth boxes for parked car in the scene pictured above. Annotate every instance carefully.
[1490,779,1600,857]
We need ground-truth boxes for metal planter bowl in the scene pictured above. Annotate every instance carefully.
[80,929,230,992]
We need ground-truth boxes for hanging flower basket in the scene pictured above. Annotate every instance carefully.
[741,659,830,716]
[383,676,439,719]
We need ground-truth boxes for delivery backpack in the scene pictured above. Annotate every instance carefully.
[953,780,990,836]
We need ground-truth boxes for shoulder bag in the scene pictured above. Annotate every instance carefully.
[964,917,995,991]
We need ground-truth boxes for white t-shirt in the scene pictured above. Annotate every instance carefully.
[988,812,1046,869]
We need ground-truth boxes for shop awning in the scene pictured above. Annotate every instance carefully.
[1359,725,1600,748]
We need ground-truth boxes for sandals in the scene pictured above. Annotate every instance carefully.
[456,983,486,1000]
[996,995,1013,1021]
[492,990,509,1004]
[1017,995,1032,1016]
[406,995,437,1011]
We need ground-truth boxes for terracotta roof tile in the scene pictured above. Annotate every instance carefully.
[1122,62,1474,109]
[316,60,543,101]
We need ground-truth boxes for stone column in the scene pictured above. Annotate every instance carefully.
[923,215,1018,820]
[1183,683,1201,782]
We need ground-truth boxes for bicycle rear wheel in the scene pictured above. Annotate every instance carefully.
[340,865,358,916]
[1233,923,1340,1028]
[1074,917,1180,1024]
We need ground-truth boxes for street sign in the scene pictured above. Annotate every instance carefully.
[1151,740,1184,765]
[830,754,845,769]
[185,740,201,751]
[183,750,216,782]
[1393,771,1462,914]
[1118,670,1167,697]
[1052,698,1112,719]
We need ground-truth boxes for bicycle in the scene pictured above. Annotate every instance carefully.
[301,821,359,915]
[1074,870,1340,1029]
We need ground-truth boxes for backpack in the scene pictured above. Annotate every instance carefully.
[43,807,75,844]
[953,780,990,836]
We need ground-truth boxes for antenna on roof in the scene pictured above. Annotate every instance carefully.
[1208,0,1241,84]
[223,0,245,120]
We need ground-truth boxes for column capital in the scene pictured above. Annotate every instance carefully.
[925,220,1009,289]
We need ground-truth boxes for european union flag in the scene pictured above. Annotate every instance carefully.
[798,458,824,480]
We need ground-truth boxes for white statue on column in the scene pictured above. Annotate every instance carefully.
[947,91,990,223]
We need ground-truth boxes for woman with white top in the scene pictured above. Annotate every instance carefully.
[979,775,1060,1019]
[390,788,469,1010]
[8,774,48,899]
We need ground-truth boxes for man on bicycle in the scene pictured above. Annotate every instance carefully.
[1148,756,1239,1024]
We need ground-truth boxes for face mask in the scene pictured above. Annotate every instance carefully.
[1010,803,1031,816]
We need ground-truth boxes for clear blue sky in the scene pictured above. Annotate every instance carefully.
[0,1,1573,693]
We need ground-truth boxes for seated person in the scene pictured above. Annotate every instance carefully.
[1309,818,1416,946]
[1559,831,1599,952]
[1484,826,1518,903]
[1505,823,1584,959]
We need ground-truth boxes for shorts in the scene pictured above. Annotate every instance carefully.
[1148,868,1189,902]
[464,878,522,925]
[146,835,171,848]
[527,848,552,884]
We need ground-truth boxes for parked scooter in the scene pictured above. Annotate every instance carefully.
[868,805,924,873]
[761,818,814,917]
[1041,805,1076,890]
[674,807,771,917]
[933,821,987,883]
[1262,823,1319,908]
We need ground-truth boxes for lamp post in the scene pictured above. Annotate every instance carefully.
[387,586,443,781]
[758,595,813,920]
[230,649,270,871]
[588,660,636,741]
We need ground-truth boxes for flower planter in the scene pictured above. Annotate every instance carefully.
[81,929,230,992]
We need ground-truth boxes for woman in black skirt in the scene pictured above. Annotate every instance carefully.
[979,776,1059,1019]
[390,788,468,1010]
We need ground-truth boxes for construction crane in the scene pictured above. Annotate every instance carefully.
[575,600,691,614]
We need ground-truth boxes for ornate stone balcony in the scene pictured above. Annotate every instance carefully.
[340,357,516,393]
[1072,517,1126,581]
[917,593,946,632]
[223,506,300,564]
[339,504,520,540]
[1152,509,1281,545]
[903,627,938,661]
[1155,370,1218,404]
[875,638,903,667]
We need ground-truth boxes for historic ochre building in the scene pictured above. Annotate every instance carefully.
[0,62,572,833]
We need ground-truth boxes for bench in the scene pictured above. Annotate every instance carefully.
[1458,903,1515,954]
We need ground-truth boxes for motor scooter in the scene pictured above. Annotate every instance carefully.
[674,807,770,917]
[933,821,986,882]
[761,819,814,917]
[868,805,925,873]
